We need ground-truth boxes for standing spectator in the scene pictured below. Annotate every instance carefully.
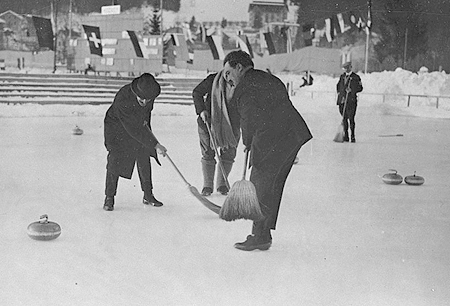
[192,72,240,196]
[222,51,313,251]
[336,62,363,142]
[103,73,167,211]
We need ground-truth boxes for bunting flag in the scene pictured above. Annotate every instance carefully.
[236,35,254,58]
[171,33,180,46]
[32,16,54,50]
[263,32,276,55]
[206,35,225,60]
[127,30,143,58]
[325,18,334,42]
[170,33,190,61]
[82,25,103,56]
[332,15,341,35]
[366,0,373,32]
[336,13,347,33]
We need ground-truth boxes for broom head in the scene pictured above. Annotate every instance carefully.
[219,179,264,221]
[333,123,344,143]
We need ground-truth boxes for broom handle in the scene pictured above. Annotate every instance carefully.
[205,123,230,189]
[242,149,250,180]
[144,123,190,186]
[340,78,351,123]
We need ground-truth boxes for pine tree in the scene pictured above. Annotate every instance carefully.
[150,7,161,35]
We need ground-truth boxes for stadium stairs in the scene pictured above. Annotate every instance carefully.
[0,73,202,105]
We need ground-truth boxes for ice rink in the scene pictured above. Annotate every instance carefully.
[1,76,449,305]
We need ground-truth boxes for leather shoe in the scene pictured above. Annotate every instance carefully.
[103,196,114,211]
[143,194,163,207]
[234,235,272,251]
[201,187,213,196]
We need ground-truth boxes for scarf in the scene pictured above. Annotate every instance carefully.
[210,70,238,149]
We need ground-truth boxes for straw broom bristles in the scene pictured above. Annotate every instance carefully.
[219,150,264,222]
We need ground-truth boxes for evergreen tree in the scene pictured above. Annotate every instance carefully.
[374,0,428,68]
[149,7,161,35]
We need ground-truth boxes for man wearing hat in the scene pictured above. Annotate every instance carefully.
[336,62,363,142]
[103,73,167,211]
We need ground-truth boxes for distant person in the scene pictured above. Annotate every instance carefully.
[192,71,240,196]
[84,64,95,75]
[299,71,313,88]
[336,62,363,142]
[103,73,167,211]
[222,50,312,251]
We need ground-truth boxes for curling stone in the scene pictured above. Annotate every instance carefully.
[27,214,61,241]
[382,169,403,185]
[73,125,83,135]
[404,171,425,186]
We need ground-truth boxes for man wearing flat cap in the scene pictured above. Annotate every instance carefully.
[103,73,167,211]
[336,62,363,142]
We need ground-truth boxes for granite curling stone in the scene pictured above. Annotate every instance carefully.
[27,214,61,241]
[404,171,425,186]
[382,169,403,185]
[73,125,83,135]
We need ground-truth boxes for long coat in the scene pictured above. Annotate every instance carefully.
[231,68,312,168]
[104,84,159,179]
[336,72,363,109]
[231,68,312,229]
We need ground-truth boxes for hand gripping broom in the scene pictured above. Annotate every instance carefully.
[219,150,264,221]
[145,124,221,214]
[333,79,351,143]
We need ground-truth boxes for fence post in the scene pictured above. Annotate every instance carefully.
[407,95,411,107]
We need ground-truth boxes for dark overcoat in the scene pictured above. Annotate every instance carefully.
[336,71,363,109]
[104,84,159,179]
[231,68,312,229]
[231,68,312,168]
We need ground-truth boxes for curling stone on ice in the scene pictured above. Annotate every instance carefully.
[72,125,83,135]
[27,214,61,241]
[382,169,403,185]
[404,171,425,186]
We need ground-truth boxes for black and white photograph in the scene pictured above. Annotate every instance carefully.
[0,0,449,305]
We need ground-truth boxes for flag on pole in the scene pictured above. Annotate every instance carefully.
[206,35,225,60]
[263,32,276,55]
[82,25,103,56]
[325,18,334,42]
[236,35,254,58]
[127,30,143,58]
[32,16,54,50]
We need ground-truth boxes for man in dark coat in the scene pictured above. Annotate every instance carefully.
[192,73,240,196]
[223,51,313,251]
[336,62,363,142]
[103,73,167,211]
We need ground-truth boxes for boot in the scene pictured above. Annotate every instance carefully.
[216,160,233,195]
[103,196,114,211]
[234,235,272,251]
[143,191,163,207]
[234,219,272,251]
[351,129,356,143]
[201,159,216,195]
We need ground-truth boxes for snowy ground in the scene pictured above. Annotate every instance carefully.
[1,69,449,305]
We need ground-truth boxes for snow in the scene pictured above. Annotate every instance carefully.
[1,68,449,305]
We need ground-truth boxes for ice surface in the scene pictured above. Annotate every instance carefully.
[0,70,449,305]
